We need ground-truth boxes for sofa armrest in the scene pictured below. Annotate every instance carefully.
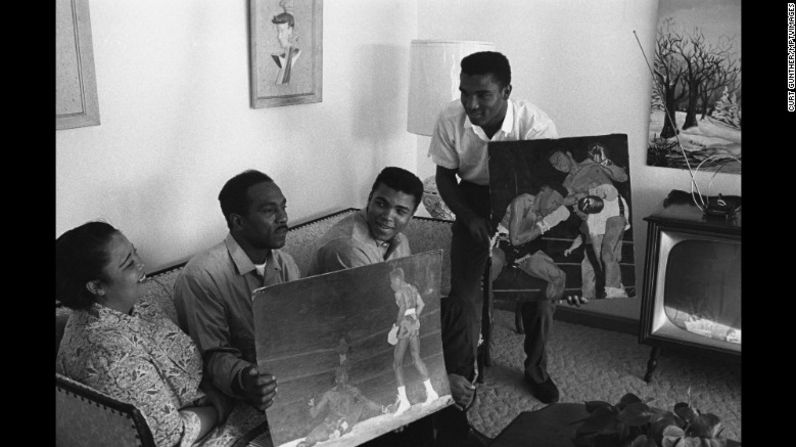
[56,373,155,447]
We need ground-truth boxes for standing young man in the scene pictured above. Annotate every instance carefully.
[429,51,562,404]
[174,170,301,412]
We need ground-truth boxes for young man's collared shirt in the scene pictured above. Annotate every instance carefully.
[309,210,411,275]
[428,98,559,186]
[173,233,300,398]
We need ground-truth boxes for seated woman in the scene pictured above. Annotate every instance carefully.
[55,221,232,447]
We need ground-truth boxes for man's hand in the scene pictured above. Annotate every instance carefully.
[564,247,574,257]
[240,365,278,411]
[448,373,476,409]
[463,214,492,246]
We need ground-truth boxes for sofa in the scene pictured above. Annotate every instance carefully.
[55,209,456,447]
[55,206,635,446]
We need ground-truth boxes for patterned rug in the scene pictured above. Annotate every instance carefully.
[469,310,741,442]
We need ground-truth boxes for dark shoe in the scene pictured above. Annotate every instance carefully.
[525,375,560,403]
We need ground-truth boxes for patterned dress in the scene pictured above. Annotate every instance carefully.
[56,300,206,447]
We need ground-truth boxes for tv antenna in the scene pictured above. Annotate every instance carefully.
[632,30,740,216]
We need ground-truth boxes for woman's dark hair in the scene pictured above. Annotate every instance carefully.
[56,221,119,310]
[461,51,511,88]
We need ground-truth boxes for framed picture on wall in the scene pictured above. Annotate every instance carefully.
[646,0,741,174]
[249,0,323,108]
[56,0,100,130]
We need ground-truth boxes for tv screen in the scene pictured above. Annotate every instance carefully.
[647,230,741,354]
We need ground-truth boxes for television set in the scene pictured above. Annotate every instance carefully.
[639,194,740,381]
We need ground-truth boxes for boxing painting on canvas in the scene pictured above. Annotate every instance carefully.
[253,250,452,447]
[488,133,636,306]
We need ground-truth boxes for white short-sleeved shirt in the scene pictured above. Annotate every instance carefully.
[428,99,559,185]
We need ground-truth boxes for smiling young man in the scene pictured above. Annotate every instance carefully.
[428,51,561,415]
[308,166,438,447]
[174,170,300,412]
[308,166,423,275]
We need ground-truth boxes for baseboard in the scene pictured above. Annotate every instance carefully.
[493,300,639,335]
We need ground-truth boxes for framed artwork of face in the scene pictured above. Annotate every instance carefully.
[249,0,323,108]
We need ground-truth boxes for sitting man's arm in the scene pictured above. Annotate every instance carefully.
[174,272,274,409]
[508,196,538,246]
[314,239,373,274]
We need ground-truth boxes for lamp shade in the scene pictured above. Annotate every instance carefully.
[407,39,495,136]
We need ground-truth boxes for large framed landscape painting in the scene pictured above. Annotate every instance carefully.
[488,134,636,306]
[253,250,452,447]
[647,0,741,174]
[249,0,323,108]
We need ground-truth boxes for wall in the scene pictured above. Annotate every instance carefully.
[56,0,418,272]
[416,0,741,320]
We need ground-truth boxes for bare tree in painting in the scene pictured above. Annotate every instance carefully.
[673,30,739,130]
[653,18,741,135]
[653,18,687,139]
[697,37,740,120]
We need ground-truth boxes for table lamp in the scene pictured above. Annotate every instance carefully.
[407,39,495,219]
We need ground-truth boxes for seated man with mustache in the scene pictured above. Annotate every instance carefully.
[174,170,300,414]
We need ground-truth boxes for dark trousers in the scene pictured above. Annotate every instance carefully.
[449,182,492,348]
[449,181,554,383]
[435,287,479,446]
[521,299,556,383]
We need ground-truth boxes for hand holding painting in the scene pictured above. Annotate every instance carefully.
[238,365,278,411]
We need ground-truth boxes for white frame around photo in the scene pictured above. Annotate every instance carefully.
[56,0,100,130]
